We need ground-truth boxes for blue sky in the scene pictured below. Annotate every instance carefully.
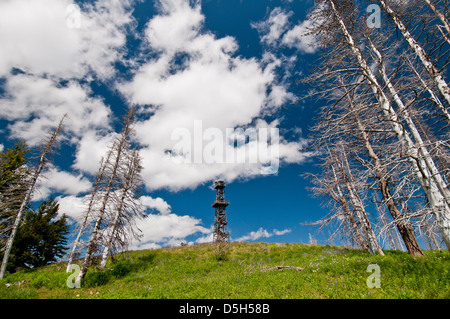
[0,0,332,250]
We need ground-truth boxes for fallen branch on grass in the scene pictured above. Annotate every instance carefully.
[5,279,30,288]
[262,266,304,272]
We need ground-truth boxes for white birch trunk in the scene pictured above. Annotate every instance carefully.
[99,209,121,268]
[330,164,369,251]
[345,183,382,254]
[99,183,130,268]
[76,213,104,282]
[378,0,450,107]
[369,39,450,203]
[340,148,385,255]
[368,36,450,250]
[66,213,89,273]
[406,56,450,123]
[351,107,423,256]
[77,154,119,282]
[0,177,37,279]
[423,0,450,45]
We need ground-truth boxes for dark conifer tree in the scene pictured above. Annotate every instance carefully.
[5,198,69,272]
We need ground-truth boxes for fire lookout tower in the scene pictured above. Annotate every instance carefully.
[212,181,229,243]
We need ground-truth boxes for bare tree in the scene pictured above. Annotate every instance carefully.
[100,147,145,267]
[336,144,385,255]
[373,0,450,250]
[375,197,405,251]
[76,106,144,282]
[405,55,450,124]
[377,0,450,106]
[0,115,65,279]
[298,0,450,255]
[417,212,443,249]
[340,79,425,256]
[423,0,450,45]
[306,139,384,254]
[306,157,370,251]
[365,20,450,215]
[66,154,112,272]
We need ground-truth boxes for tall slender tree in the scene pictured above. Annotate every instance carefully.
[306,155,370,251]
[66,154,112,272]
[377,0,450,107]
[0,116,65,279]
[76,106,144,282]
[100,147,145,267]
[0,141,30,252]
[335,143,385,255]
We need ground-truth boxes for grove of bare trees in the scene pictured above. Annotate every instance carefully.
[67,107,146,283]
[303,0,450,255]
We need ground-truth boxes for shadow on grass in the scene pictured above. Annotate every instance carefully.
[83,252,157,288]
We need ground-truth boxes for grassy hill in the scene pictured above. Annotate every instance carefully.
[0,242,449,299]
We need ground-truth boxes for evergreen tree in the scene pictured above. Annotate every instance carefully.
[0,141,30,251]
[3,198,69,272]
[0,115,65,279]
[0,140,29,192]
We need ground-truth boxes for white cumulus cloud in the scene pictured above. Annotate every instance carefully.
[0,74,112,146]
[119,0,307,191]
[251,7,292,46]
[0,0,133,79]
[235,227,291,242]
[55,194,89,221]
[252,6,319,54]
[33,165,92,202]
[130,212,211,250]
[282,19,319,54]
[140,195,172,215]
[0,0,133,155]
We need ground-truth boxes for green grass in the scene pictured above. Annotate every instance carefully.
[0,242,449,299]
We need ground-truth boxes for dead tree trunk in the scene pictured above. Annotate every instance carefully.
[0,116,65,279]
[100,147,144,268]
[423,0,450,46]
[329,163,369,251]
[337,145,385,255]
[66,152,112,272]
[406,56,450,123]
[351,106,424,256]
[378,0,450,109]
[77,108,135,282]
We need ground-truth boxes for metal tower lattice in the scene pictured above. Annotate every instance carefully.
[212,181,229,243]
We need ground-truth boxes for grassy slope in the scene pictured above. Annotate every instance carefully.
[0,242,449,299]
